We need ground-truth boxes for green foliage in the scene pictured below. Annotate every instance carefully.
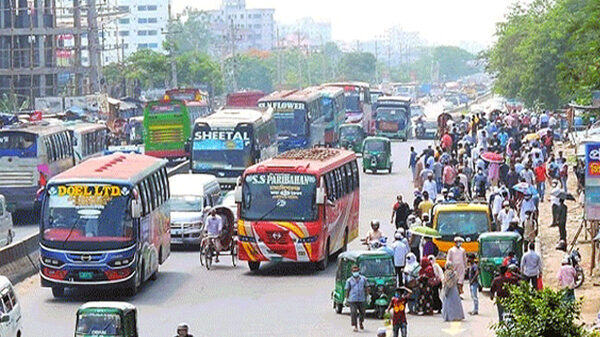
[493,282,588,337]
[165,8,214,56]
[175,51,224,95]
[486,0,600,109]
[338,52,377,83]
[433,46,478,81]
[0,92,29,113]
[124,49,169,89]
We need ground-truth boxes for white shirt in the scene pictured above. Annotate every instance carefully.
[423,179,437,201]
[520,198,536,221]
[551,186,561,205]
[206,215,223,236]
[498,208,518,232]
[492,194,504,215]
[392,240,410,267]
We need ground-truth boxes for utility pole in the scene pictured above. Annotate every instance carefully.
[168,2,177,88]
[229,18,238,91]
[276,28,282,89]
[87,0,101,93]
[374,39,379,84]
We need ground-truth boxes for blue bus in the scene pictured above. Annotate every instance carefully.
[39,153,171,297]
[258,88,325,152]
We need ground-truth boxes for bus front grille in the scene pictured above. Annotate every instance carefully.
[0,171,35,187]
[149,127,184,143]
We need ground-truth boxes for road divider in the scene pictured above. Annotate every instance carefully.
[0,232,39,284]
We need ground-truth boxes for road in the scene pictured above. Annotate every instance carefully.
[14,137,497,337]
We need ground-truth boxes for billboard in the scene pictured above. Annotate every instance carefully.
[584,143,600,220]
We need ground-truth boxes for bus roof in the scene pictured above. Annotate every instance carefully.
[316,86,344,98]
[434,202,490,213]
[246,147,356,175]
[50,153,166,185]
[194,107,272,128]
[63,122,107,133]
[323,82,371,89]
[258,88,321,103]
[1,121,68,135]
[377,96,412,104]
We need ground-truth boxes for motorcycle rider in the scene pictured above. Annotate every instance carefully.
[364,220,384,248]
[175,323,194,337]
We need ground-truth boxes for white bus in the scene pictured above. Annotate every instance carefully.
[65,122,108,164]
[0,122,74,211]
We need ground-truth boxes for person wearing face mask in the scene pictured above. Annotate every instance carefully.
[497,200,518,232]
[174,323,193,337]
[472,167,488,198]
[550,179,561,227]
[345,265,369,332]
[520,193,537,223]
[386,287,412,337]
[446,237,467,295]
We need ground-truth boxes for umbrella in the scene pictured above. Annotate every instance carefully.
[537,128,553,136]
[481,152,504,164]
[557,191,576,201]
[524,133,540,141]
[512,182,531,193]
[409,226,441,239]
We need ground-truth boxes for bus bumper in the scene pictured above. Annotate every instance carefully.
[237,240,321,263]
[0,186,38,212]
[145,149,188,159]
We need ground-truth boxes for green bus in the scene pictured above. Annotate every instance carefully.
[374,96,411,141]
[143,100,207,160]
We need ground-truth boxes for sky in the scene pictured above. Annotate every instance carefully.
[175,0,518,47]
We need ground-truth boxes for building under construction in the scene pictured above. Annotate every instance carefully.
[0,0,121,103]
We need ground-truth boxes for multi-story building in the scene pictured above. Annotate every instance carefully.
[113,0,169,59]
[205,0,275,52]
[279,17,332,48]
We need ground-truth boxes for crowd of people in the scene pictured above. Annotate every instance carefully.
[351,108,586,336]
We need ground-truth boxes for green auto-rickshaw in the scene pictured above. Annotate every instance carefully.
[332,251,396,319]
[362,137,392,174]
[75,302,138,337]
[478,232,522,288]
[339,123,365,153]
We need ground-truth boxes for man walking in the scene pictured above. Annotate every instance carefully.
[392,232,410,286]
[556,197,568,242]
[521,242,542,288]
[392,195,411,230]
[490,266,519,321]
[345,265,369,332]
[447,237,467,295]
[409,147,418,183]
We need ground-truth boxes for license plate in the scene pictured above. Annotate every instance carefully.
[79,272,93,280]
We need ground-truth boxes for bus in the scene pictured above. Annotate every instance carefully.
[165,88,211,119]
[191,107,278,190]
[39,153,171,297]
[65,122,109,164]
[143,98,190,159]
[226,90,265,107]
[235,148,360,271]
[0,122,74,212]
[323,82,373,134]
[374,96,412,141]
[316,86,346,146]
[258,88,326,152]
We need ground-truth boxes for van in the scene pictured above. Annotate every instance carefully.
[0,195,14,247]
[0,276,22,337]
[168,174,222,246]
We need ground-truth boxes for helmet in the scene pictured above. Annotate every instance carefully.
[370,219,380,228]
[177,323,189,331]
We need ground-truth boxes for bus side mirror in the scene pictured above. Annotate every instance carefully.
[0,314,9,323]
[316,187,325,205]
[234,186,242,203]
[130,200,142,218]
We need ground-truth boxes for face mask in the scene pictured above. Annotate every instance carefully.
[457,242,462,247]
[352,271,360,277]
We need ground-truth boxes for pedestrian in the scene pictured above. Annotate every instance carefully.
[404,253,421,314]
[472,167,488,198]
[415,159,424,189]
[387,287,412,337]
[412,190,423,215]
[502,251,519,267]
[523,210,537,251]
[534,159,548,201]
[559,157,569,192]
[467,253,480,315]
[423,174,438,201]
[392,195,411,230]
[446,237,467,295]
[409,146,418,183]
[550,179,561,227]
[175,323,194,337]
[490,265,519,322]
[519,193,536,225]
[520,242,542,289]
[392,232,410,286]
[497,201,518,232]
[345,265,369,332]
[421,236,438,259]
[556,256,577,303]
[416,258,435,315]
[556,197,568,242]
[418,191,434,220]
[428,255,443,313]
[441,262,465,322]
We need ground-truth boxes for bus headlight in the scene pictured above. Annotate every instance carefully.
[109,257,134,268]
[42,257,64,267]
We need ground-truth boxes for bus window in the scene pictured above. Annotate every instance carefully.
[162,167,170,199]
[351,160,359,188]
[335,169,343,197]
[325,173,334,201]
[139,181,149,215]
[150,174,160,207]
[345,164,353,192]
[49,135,58,162]
[154,173,164,204]
[147,177,157,210]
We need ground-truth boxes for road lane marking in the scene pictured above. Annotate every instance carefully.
[442,321,466,336]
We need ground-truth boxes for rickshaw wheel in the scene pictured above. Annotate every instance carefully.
[199,242,205,266]
[204,245,213,270]
[231,243,238,267]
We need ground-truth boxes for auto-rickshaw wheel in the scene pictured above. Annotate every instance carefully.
[335,302,343,314]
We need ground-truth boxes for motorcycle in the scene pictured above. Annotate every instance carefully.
[361,237,388,251]
[568,248,584,289]
[415,122,425,139]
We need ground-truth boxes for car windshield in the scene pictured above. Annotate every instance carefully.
[241,173,317,222]
[364,140,385,152]
[344,92,360,113]
[170,195,203,212]
[481,240,515,258]
[436,211,489,239]
[360,258,395,277]
[42,184,133,244]
[76,313,121,336]
[376,107,407,121]
[0,131,37,157]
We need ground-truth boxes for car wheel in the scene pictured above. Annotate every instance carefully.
[51,287,65,298]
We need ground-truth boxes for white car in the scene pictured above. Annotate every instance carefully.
[0,276,22,337]
[0,195,14,247]
[219,190,237,221]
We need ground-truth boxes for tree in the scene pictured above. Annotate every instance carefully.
[225,53,274,93]
[165,8,214,56]
[493,282,592,337]
[0,93,29,113]
[433,46,478,81]
[124,49,169,89]
[176,51,224,95]
[338,52,377,83]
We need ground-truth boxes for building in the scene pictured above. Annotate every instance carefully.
[205,0,275,52]
[279,17,332,48]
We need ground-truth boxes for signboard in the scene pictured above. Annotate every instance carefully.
[258,101,305,112]
[192,128,250,150]
[34,97,63,113]
[585,143,600,220]
[48,184,128,207]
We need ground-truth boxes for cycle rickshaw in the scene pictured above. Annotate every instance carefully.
[199,206,237,270]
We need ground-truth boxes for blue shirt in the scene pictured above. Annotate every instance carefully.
[409,151,417,168]
[345,275,368,302]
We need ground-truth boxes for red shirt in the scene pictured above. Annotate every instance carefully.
[441,134,452,149]
[534,165,546,183]
[390,297,408,324]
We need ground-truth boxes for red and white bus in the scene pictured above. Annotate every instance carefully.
[323,82,373,134]
[235,148,360,271]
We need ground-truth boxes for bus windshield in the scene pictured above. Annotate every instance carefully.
[0,131,37,157]
[340,126,362,137]
[344,91,360,112]
[322,97,335,120]
[148,103,182,114]
[376,107,407,121]
[188,105,209,117]
[192,127,253,170]
[241,173,317,222]
[436,211,489,240]
[42,184,133,248]
[76,313,121,336]
[274,109,308,137]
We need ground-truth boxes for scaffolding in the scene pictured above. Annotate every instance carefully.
[0,0,121,104]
